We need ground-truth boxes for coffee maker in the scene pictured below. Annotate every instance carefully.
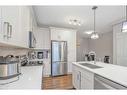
[104,56,110,63]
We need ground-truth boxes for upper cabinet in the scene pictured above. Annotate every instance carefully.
[19,6,31,48]
[1,6,21,45]
[34,28,50,49]
[0,8,2,40]
[0,6,36,48]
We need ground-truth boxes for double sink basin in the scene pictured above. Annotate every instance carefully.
[79,63,103,69]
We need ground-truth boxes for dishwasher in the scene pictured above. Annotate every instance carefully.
[94,74,127,89]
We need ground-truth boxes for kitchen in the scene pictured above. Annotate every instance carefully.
[0,5,127,90]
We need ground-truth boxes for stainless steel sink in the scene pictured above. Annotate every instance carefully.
[79,63,103,69]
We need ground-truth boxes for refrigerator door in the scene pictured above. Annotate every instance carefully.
[59,41,67,62]
[51,41,61,62]
[52,62,67,76]
[51,41,67,76]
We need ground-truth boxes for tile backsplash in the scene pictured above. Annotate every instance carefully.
[0,47,29,57]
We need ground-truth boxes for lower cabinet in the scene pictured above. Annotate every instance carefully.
[43,59,51,77]
[72,65,94,89]
[72,65,81,89]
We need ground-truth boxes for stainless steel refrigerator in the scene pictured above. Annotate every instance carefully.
[51,41,67,76]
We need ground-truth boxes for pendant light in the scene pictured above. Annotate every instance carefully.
[91,6,99,39]
[121,5,127,33]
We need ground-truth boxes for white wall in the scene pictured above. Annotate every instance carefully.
[77,32,113,64]
[88,32,113,63]
[76,35,89,61]
[0,47,28,57]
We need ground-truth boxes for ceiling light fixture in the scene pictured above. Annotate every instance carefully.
[122,5,127,33]
[84,30,94,35]
[91,6,99,39]
[91,32,99,39]
[69,19,81,26]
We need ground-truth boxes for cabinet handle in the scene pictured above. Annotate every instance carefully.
[3,22,9,38]
[8,24,12,38]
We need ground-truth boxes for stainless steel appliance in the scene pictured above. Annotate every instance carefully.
[104,56,110,63]
[29,31,36,48]
[0,56,21,85]
[94,74,127,89]
[0,61,20,80]
[0,55,21,80]
[51,41,67,76]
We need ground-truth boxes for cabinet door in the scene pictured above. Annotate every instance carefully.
[116,33,127,66]
[81,77,94,89]
[1,6,20,45]
[43,59,51,77]
[72,65,81,89]
[81,69,94,89]
[35,28,50,49]
[0,7,2,40]
[19,6,30,47]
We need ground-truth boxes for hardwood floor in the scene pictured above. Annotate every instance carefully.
[42,74,74,90]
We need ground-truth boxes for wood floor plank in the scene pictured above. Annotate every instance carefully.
[42,74,73,89]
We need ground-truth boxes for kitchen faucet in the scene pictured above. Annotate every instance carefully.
[89,51,96,64]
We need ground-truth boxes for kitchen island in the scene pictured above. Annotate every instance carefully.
[72,61,127,89]
[0,65,43,89]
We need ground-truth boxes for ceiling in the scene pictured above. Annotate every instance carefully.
[33,6,125,38]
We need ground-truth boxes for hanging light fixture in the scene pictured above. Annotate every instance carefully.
[91,6,99,39]
[122,5,127,33]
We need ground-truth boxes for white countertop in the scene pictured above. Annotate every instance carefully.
[0,65,43,89]
[73,61,127,87]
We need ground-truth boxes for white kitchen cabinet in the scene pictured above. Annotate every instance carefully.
[0,7,2,40]
[1,6,21,46]
[72,65,81,89]
[43,59,51,77]
[0,19,2,41]
[113,23,127,66]
[116,33,127,66]
[20,6,37,48]
[0,6,34,48]
[80,68,94,89]
[19,6,31,47]
[72,64,94,89]
[35,28,50,49]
